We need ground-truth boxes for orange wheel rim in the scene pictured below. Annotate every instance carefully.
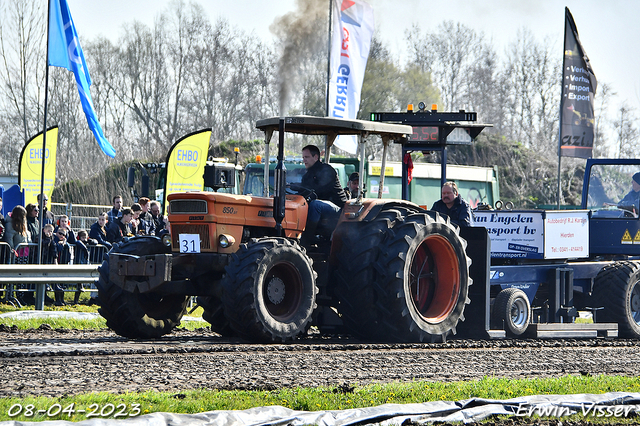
[409,234,460,323]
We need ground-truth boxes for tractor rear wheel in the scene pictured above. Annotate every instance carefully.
[592,261,640,338]
[373,212,471,342]
[492,288,531,336]
[221,238,317,342]
[96,237,188,339]
[332,208,414,340]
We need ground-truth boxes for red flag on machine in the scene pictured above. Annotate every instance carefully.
[403,153,414,184]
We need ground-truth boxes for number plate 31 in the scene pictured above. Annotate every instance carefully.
[179,234,201,253]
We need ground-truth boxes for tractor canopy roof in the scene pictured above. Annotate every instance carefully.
[256,115,413,147]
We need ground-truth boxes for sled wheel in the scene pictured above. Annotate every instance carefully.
[492,288,531,336]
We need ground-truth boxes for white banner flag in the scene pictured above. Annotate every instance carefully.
[328,0,374,154]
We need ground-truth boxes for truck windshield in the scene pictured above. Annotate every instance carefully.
[587,164,639,210]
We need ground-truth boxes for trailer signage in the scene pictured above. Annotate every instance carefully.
[544,210,589,259]
[474,211,544,259]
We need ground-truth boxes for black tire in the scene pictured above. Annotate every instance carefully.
[332,208,409,340]
[221,238,317,342]
[492,288,531,336]
[592,261,640,338]
[96,236,188,339]
[197,295,233,336]
[371,212,471,342]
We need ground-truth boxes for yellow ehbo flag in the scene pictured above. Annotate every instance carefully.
[163,129,212,214]
[18,127,58,208]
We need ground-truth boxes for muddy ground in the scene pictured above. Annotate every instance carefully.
[1,326,639,399]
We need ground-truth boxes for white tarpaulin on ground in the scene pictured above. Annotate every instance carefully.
[3,392,640,425]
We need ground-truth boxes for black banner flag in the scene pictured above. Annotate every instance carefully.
[559,7,597,158]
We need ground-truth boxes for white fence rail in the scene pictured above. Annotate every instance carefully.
[0,265,100,310]
[0,265,99,284]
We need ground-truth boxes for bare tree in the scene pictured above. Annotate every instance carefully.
[184,17,234,139]
[592,82,616,157]
[502,29,560,152]
[613,102,639,158]
[532,35,561,152]
[0,0,632,209]
[407,21,485,111]
[359,38,401,116]
[463,43,500,127]
[0,0,45,174]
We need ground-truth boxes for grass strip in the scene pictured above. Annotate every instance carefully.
[1,375,639,422]
[0,302,205,330]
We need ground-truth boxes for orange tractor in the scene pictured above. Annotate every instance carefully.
[96,116,472,343]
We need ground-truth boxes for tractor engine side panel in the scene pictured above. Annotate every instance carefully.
[167,192,308,253]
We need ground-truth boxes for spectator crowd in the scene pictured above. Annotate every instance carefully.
[0,194,168,307]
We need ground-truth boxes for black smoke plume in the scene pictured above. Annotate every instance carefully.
[270,0,328,116]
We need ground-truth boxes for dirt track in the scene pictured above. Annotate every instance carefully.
[1,326,639,398]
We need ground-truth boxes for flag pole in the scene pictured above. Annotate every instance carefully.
[40,0,51,255]
[34,0,52,310]
[325,0,333,118]
[556,9,569,210]
[556,137,562,210]
[324,0,333,163]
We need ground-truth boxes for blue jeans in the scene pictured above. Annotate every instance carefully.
[307,199,340,225]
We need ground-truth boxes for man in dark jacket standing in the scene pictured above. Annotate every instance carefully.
[37,193,54,226]
[298,144,347,243]
[107,195,123,223]
[431,181,473,227]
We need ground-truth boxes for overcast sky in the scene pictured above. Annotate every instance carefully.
[68,0,640,116]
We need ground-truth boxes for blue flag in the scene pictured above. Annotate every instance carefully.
[48,0,116,158]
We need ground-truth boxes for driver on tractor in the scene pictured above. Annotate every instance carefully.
[604,171,640,215]
[618,172,640,214]
[295,144,347,245]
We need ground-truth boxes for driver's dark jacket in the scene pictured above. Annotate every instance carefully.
[619,189,640,213]
[431,194,473,227]
[301,160,347,208]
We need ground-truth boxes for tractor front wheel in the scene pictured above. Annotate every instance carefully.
[221,238,317,342]
[96,237,188,339]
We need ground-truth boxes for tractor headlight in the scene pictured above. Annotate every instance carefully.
[219,234,235,248]
[161,234,172,247]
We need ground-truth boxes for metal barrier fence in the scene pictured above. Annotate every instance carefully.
[2,200,114,309]
[0,241,108,309]
[50,202,113,232]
